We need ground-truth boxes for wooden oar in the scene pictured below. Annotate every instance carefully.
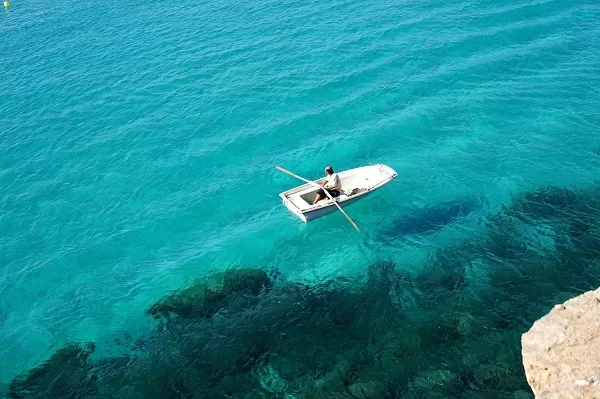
[274,165,360,232]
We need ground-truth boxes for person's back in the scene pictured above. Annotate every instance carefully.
[327,172,341,190]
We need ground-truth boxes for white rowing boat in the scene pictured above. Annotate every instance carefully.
[279,164,397,223]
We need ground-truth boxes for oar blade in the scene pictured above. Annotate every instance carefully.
[339,205,360,232]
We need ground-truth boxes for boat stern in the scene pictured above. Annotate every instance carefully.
[280,192,308,222]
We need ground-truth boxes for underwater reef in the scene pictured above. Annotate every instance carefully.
[7,342,97,399]
[5,185,600,399]
[146,268,272,320]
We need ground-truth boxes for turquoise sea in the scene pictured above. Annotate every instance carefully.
[1,0,600,396]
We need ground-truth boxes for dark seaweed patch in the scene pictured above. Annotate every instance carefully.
[146,268,272,320]
[8,342,96,399]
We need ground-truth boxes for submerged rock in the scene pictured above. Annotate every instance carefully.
[508,187,582,222]
[147,268,271,319]
[522,288,600,398]
[514,390,535,399]
[348,380,386,398]
[256,363,290,394]
[8,342,96,399]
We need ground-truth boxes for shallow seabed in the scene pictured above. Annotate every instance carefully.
[6,186,600,398]
[1,0,600,396]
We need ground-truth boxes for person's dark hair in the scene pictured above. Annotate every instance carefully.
[325,166,334,174]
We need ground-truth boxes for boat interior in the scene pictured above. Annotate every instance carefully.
[290,168,381,210]
[298,184,366,205]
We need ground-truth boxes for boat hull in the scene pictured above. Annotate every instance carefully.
[301,191,373,222]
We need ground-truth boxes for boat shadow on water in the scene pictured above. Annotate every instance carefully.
[380,194,489,241]
[5,186,600,399]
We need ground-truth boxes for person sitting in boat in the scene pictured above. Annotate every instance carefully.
[313,166,342,204]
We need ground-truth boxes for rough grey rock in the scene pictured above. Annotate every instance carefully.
[522,288,600,398]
